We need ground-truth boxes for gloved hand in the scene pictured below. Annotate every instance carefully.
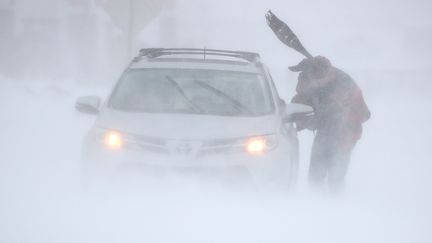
[290,112,317,131]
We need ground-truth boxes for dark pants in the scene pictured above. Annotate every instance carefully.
[309,131,356,194]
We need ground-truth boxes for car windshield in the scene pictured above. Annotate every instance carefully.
[109,69,274,116]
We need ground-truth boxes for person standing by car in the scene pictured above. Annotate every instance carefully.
[265,10,370,193]
[289,56,370,193]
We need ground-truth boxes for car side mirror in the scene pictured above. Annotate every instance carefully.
[75,96,101,115]
[283,103,314,123]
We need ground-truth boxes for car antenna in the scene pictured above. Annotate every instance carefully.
[203,47,206,60]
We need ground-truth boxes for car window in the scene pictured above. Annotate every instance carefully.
[109,69,274,116]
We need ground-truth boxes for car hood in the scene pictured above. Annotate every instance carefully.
[96,109,279,140]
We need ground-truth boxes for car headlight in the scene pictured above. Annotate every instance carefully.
[93,128,135,150]
[103,131,123,149]
[245,134,278,155]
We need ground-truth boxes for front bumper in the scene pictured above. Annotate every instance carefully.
[82,133,298,187]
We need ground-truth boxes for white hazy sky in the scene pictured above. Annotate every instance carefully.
[137,0,432,70]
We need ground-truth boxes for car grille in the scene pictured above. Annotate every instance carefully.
[125,135,245,157]
[127,135,169,155]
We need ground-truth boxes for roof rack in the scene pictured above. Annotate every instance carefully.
[133,48,261,63]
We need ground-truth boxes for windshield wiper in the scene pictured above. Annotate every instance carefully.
[192,80,253,115]
[165,75,205,114]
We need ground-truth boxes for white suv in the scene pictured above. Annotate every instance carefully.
[76,48,312,189]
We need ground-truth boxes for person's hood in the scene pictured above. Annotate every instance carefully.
[96,109,279,140]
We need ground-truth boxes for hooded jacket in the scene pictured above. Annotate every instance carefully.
[292,66,370,144]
